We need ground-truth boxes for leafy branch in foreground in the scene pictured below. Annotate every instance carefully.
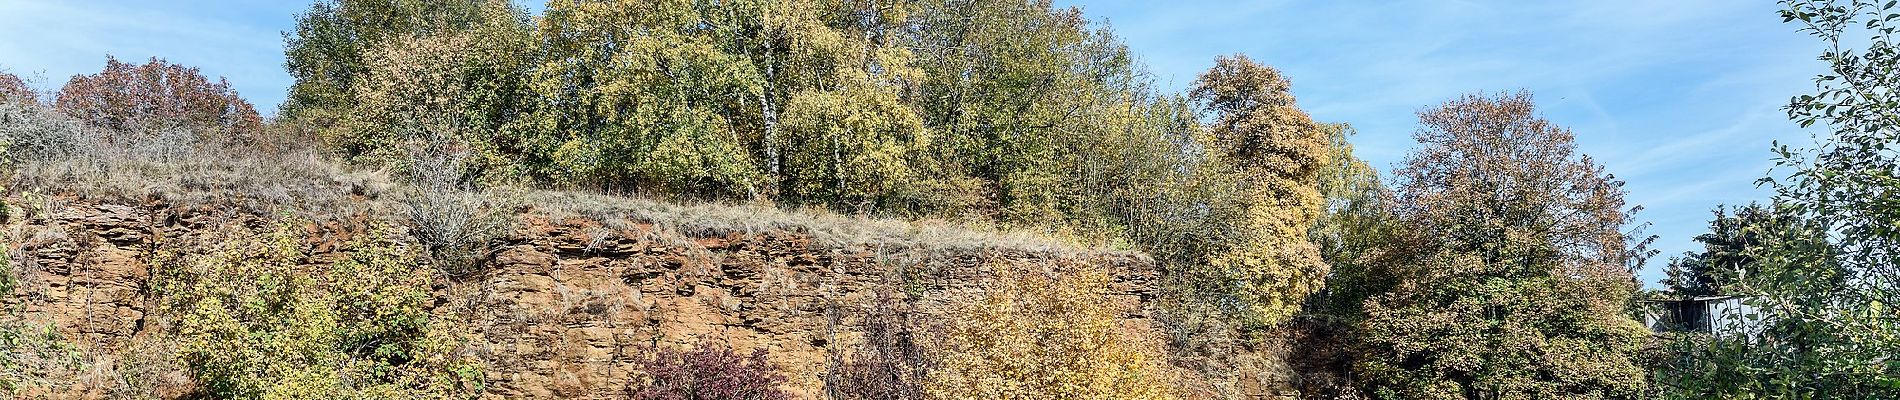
[1658,1,1900,398]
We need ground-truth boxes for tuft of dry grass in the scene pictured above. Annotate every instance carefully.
[394,123,511,276]
[10,146,392,217]
[2,101,392,218]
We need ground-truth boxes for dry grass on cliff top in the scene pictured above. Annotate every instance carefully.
[8,142,393,217]
[0,101,392,216]
[518,190,1135,257]
[0,104,1125,258]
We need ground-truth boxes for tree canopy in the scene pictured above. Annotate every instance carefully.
[54,56,263,142]
[0,71,32,104]
[1353,92,1650,400]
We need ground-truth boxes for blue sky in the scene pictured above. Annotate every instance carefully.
[0,1,1828,286]
[1052,1,1829,287]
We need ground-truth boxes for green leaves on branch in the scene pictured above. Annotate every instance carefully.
[779,84,931,211]
[161,222,483,399]
[1649,2,1900,398]
[309,0,534,183]
[285,0,1233,233]
[533,7,767,195]
[282,0,496,121]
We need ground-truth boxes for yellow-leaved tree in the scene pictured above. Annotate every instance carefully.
[1186,54,1331,327]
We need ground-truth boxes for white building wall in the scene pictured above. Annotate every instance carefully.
[1707,297,1761,338]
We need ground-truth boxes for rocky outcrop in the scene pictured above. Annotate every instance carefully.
[464,216,1155,398]
[3,197,1160,399]
[9,202,160,349]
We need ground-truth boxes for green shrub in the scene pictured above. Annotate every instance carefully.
[0,320,83,397]
[159,220,482,399]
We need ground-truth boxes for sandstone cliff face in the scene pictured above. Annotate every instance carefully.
[2,197,1160,399]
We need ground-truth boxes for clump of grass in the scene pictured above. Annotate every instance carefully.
[393,122,511,277]
[1,100,392,218]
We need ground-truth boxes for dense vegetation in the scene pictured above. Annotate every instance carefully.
[926,264,1176,399]
[1648,1,1900,398]
[276,1,1348,394]
[1345,92,1651,399]
[0,220,83,396]
[0,0,1894,399]
[631,346,792,400]
[161,223,484,398]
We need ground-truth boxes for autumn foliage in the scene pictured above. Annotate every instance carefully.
[278,4,1343,393]
[926,263,1178,400]
[20,0,1888,398]
[1186,55,1331,326]
[54,56,262,141]
[1352,92,1650,399]
[0,71,32,103]
[631,345,791,400]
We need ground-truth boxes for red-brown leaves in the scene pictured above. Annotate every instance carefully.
[54,56,262,142]
[632,344,792,400]
[0,71,33,103]
[1396,91,1633,280]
